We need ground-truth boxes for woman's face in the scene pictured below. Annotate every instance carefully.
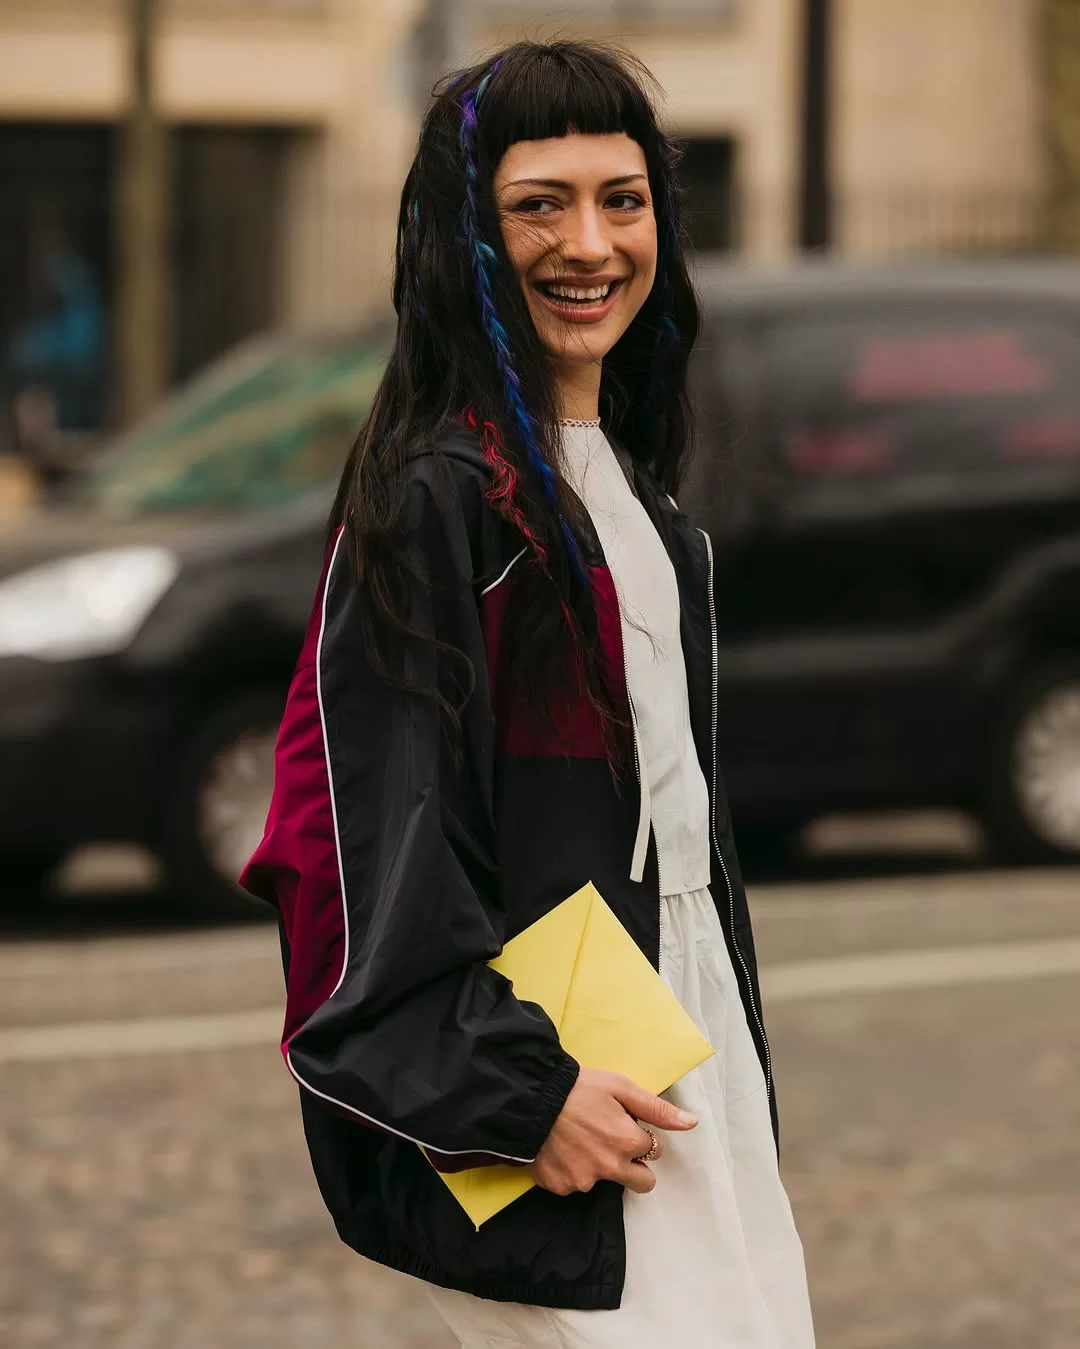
[494,132,657,371]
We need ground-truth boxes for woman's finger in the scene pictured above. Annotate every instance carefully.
[610,1078,697,1132]
[618,1159,657,1194]
[629,1123,663,1162]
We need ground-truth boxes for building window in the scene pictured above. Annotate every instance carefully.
[172,127,287,381]
[678,137,738,253]
[0,124,112,434]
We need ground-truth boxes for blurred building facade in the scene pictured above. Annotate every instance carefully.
[833,0,1044,257]
[0,0,1050,427]
[0,0,398,413]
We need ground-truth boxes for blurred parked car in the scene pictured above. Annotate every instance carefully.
[0,324,390,906]
[686,260,1080,863]
[1,262,1079,911]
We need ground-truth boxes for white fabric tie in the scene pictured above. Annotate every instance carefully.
[628,691,652,884]
[557,422,711,895]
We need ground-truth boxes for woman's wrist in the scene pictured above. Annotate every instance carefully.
[522,1053,580,1160]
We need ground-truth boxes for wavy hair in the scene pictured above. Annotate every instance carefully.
[330,40,700,742]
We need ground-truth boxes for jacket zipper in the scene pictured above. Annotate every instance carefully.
[699,528,773,1105]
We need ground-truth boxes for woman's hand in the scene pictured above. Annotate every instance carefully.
[529,1068,698,1196]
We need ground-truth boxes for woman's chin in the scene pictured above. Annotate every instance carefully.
[539,327,624,368]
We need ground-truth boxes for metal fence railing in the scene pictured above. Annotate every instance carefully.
[699,188,1051,261]
[829,189,1048,260]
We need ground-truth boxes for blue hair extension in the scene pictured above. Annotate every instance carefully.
[458,65,587,584]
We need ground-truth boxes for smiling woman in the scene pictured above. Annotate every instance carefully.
[238,39,815,1348]
[495,137,658,416]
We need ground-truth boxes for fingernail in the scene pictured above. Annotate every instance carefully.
[677,1110,698,1126]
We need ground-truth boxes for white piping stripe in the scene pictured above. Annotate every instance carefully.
[7,936,1080,1063]
[314,528,351,1008]
[284,1049,530,1162]
[480,547,527,596]
[291,528,532,1165]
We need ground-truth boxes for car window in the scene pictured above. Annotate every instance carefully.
[83,328,390,516]
[684,317,761,533]
[758,307,1080,511]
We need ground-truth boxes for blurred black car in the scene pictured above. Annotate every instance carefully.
[2,262,1080,910]
[0,325,390,906]
[686,260,1080,862]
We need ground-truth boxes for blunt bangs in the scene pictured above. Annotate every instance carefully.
[467,44,663,173]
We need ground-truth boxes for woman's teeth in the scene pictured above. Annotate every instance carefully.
[542,282,614,304]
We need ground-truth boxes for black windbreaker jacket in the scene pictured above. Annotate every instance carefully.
[240,426,775,1310]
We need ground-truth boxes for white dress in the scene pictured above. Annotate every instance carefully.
[425,425,816,1348]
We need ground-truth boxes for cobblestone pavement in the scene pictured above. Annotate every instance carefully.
[2,859,1079,1348]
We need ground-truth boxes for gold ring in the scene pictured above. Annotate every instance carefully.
[633,1126,660,1164]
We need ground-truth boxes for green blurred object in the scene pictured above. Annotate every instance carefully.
[84,324,391,516]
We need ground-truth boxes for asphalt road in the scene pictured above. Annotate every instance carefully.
[2,834,1079,1349]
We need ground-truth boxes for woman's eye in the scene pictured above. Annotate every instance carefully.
[515,197,559,215]
[607,192,646,212]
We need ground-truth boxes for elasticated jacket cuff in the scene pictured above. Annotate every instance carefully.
[517,1052,581,1160]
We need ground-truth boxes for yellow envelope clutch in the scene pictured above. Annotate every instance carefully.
[424,881,715,1228]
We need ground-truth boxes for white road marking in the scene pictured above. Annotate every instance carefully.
[0,928,277,982]
[751,867,1080,919]
[3,937,1080,1064]
[761,936,1080,1003]
[0,1008,280,1063]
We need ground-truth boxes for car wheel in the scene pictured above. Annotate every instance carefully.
[162,693,283,913]
[986,661,1080,862]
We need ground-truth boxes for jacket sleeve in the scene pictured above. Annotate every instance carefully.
[241,464,579,1167]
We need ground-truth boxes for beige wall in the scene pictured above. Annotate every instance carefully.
[834,0,1045,253]
[634,1,800,259]
[0,0,414,326]
[277,0,428,327]
[476,1,1046,261]
[0,7,344,123]
[0,0,1054,343]
[482,4,801,258]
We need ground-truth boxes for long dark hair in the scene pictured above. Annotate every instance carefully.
[330,40,700,741]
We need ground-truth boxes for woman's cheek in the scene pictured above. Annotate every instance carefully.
[632,226,658,274]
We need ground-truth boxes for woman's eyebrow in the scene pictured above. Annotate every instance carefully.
[503,173,649,190]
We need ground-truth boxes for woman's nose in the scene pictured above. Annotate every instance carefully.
[562,204,611,265]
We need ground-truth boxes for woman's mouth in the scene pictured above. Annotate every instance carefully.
[533,278,626,323]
